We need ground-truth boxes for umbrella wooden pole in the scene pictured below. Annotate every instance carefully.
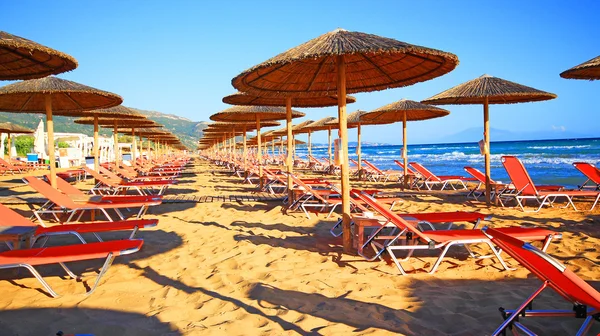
[113,121,119,167]
[243,125,247,170]
[286,97,293,203]
[279,136,283,156]
[131,128,136,167]
[484,97,491,206]
[256,116,263,189]
[94,115,99,171]
[337,55,352,253]
[328,128,332,168]
[357,123,362,180]
[6,133,11,160]
[403,113,408,189]
[308,131,312,157]
[45,96,57,188]
[271,136,275,158]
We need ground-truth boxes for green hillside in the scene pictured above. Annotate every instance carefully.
[0,109,209,150]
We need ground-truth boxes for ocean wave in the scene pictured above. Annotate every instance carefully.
[527,145,591,150]
[418,146,478,151]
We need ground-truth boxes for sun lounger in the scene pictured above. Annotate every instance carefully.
[483,228,600,335]
[85,166,174,195]
[362,159,402,182]
[0,157,28,174]
[24,176,161,225]
[502,156,600,212]
[0,239,143,297]
[351,189,561,274]
[573,162,600,191]
[285,174,341,219]
[409,162,472,190]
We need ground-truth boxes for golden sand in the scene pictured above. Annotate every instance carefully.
[0,160,598,335]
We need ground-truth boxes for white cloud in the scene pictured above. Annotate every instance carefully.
[551,125,566,132]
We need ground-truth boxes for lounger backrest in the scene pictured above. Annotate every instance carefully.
[393,160,415,174]
[99,166,124,182]
[23,176,78,208]
[288,174,330,203]
[485,228,600,310]
[409,162,440,182]
[362,160,383,174]
[45,175,84,196]
[463,166,494,184]
[573,162,600,185]
[501,156,538,196]
[0,203,36,227]
[83,167,116,187]
[0,157,16,169]
[351,189,431,242]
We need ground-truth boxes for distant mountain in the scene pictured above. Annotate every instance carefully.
[435,127,597,144]
[0,109,210,150]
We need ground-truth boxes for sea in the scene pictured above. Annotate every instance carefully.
[293,138,600,189]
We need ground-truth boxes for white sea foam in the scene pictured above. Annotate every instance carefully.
[527,145,591,150]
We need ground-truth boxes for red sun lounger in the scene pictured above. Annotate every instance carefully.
[0,239,143,298]
[483,228,600,336]
[351,189,560,275]
[573,162,600,191]
[502,156,600,212]
[409,162,472,190]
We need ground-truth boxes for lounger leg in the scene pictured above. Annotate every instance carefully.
[100,208,113,221]
[85,253,115,296]
[492,282,548,336]
[16,264,61,298]
[59,262,81,280]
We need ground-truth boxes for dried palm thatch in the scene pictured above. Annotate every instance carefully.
[0,122,34,133]
[232,28,459,98]
[60,104,145,118]
[0,76,123,113]
[0,31,78,80]
[289,120,315,134]
[210,105,305,122]
[75,117,160,127]
[327,110,393,128]
[299,116,338,131]
[222,91,356,107]
[205,120,281,130]
[271,120,314,135]
[560,55,600,80]
[362,99,449,123]
[123,127,167,136]
[421,74,557,105]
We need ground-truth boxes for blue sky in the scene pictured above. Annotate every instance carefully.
[3,0,599,144]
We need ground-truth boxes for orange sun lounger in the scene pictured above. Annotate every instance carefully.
[351,189,561,275]
[409,162,472,190]
[573,162,600,191]
[502,156,600,212]
[0,239,143,298]
[484,228,600,335]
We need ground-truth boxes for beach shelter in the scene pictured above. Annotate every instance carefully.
[362,99,450,187]
[298,117,338,167]
[125,127,167,162]
[222,92,353,199]
[63,105,145,171]
[232,28,458,252]
[74,117,160,168]
[0,76,122,187]
[287,120,314,157]
[0,122,34,159]
[210,105,304,187]
[560,55,600,80]
[0,31,77,80]
[205,121,280,165]
[33,119,46,160]
[422,74,556,206]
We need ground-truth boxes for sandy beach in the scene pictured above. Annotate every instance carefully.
[0,158,597,335]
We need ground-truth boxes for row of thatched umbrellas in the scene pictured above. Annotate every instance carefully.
[199,29,599,253]
[0,31,186,187]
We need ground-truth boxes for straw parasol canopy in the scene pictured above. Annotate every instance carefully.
[231,28,458,253]
[0,122,34,134]
[300,117,338,132]
[206,120,281,130]
[0,31,78,80]
[560,55,600,80]
[362,99,450,185]
[223,91,356,107]
[232,28,458,97]
[0,76,122,187]
[422,74,556,205]
[210,105,304,122]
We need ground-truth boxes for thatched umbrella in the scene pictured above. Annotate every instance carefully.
[327,110,393,179]
[75,117,160,168]
[206,120,280,164]
[222,92,353,201]
[210,106,304,187]
[0,31,77,80]
[560,55,600,80]
[126,127,167,162]
[422,74,556,205]
[232,28,458,253]
[362,99,450,186]
[299,117,338,166]
[0,76,122,187]
[0,122,34,159]
[64,105,145,171]
[287,120,314,158]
